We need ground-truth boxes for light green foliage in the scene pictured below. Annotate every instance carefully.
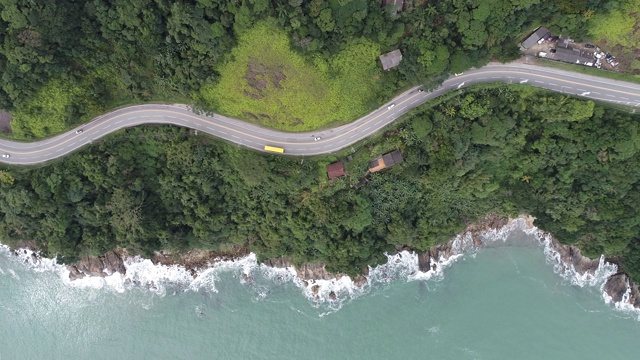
[200,21,381,131]
[588,0,640,47]
[11,79,80,138]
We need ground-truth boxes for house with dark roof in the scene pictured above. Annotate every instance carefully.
[379,49,403,71]
[369,150,403,173]
[326,162,346,180]
[551,47,594,66]
[521,27,550,49]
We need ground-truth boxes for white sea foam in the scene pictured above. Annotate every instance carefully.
[1,216,639,317]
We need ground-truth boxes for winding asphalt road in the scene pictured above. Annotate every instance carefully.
[1,62,639,165]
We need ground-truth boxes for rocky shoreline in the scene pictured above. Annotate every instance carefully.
[13,214,640,309]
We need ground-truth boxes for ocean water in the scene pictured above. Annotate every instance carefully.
[1,227,639,360]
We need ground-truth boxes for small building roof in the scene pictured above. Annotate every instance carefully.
[369,150,404,173]
[521,27,550,49]
[327,162,345,180]
[379,49,403,71]
[552,46,594,65]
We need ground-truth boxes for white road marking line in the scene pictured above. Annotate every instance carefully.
[411,99,421,104]
[349,134,357,139]
[548,83,558,86]
[219,131,228,135]
[534,80,543,83]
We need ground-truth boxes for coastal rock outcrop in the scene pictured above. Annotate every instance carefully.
[20,212,640,311]
[604,273,640,307]
[68,250,126,280]
[415,213,508,273]
[550,243,600,274]
[264,257,369,287]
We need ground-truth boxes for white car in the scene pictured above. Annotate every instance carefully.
[75,129,83,134]
[454,73,464,76]
[314,137,321,141]
[387,103,396,110]
[1,154,9,158]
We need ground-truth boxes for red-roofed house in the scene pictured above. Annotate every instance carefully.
[327,162,346,180]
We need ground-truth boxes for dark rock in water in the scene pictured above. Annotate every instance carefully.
[352,275,367,287]
[328,291,337,301]
[263,257,290,269]
[67,251,126,281]
[311,285,320,295]
[604,273,640,307]
[417,253,430,272]
[553,244,600,274]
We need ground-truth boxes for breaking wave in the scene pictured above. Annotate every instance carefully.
[1,216,638,317]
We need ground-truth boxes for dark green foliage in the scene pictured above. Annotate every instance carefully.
[0,0,611,137]
[0,1,637,279]
[2,88,640,281]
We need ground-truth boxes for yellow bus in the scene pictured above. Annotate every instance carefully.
[264,145,285,153]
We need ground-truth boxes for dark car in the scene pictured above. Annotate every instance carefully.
[550,48,556,53]
[585,44,595,48]
[547,36,559,43]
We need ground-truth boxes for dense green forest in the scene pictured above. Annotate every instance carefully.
[0,0,623,136]
[1,1,639,281]
[2,86,640,283]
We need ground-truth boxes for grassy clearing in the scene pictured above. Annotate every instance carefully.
[199,20,383,131]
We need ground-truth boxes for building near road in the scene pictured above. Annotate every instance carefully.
[521,27,550,49]
[326,162,346,180]
[379,49,403,71]
[369,150,403,173]
[551,46,594,66]
[548,37,595,66]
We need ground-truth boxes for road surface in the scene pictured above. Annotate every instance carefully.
[1,62,639,165]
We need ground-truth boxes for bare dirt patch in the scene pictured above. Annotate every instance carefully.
[0,110,12,134]
[244,58,287,99]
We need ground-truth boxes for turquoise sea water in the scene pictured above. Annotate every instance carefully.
[1,229,639,360]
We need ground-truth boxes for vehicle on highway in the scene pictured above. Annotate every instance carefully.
[454,72,464,76]
[75,129,83,134]
[387,103,396,110]
[314,137,321,141]
[264,145,285,153]
[1,154,9,158]
[418,89,424,93]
